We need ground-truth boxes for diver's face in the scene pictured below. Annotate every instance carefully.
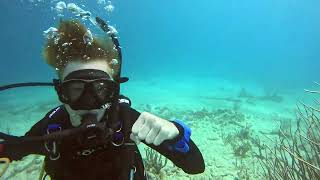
[61,60,113,126]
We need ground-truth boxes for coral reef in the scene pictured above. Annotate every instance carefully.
[144,147,168,179]
[222,125,253,159]
[221,125,257,179]
[256,84,320,179]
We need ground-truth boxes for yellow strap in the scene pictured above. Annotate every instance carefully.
[0,157,10,177]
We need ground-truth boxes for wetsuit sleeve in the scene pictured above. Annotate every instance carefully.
[0,116,47,161]
[25,118,47,136]
[126,107,205,174]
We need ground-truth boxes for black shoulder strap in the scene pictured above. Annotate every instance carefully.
[118,100,140,180]
[40,106,69,133]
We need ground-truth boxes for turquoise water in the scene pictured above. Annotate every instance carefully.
[0,0,319,179]
[1,0,319,87]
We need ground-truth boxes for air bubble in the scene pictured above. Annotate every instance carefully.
[67,3,91,20]
[55,1,67,16]
[104,1,114,14]
[110,59,118,66]
[62,42,68,47]
[97,0,106,5]
[83,30,93,45]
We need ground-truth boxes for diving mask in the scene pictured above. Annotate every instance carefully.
[53,69,119,110]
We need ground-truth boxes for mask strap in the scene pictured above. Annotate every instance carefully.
[95,17,122,83]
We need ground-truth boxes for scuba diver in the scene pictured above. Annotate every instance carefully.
[0,17,205,179]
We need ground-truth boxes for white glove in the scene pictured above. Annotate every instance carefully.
[130,112,179,146]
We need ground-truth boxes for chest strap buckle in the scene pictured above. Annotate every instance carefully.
[44,124,61,160]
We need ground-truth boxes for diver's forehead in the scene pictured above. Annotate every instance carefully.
[61,60,111,80]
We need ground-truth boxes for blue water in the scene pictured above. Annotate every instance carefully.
[0,0,320,179]
[0,0,319,89]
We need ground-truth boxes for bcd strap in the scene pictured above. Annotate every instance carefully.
[118,103,137,180]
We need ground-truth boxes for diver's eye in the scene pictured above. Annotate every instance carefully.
[92,80,115,100]
[61,81,86,101]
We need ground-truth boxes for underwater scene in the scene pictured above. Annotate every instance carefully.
[0,0,320,179]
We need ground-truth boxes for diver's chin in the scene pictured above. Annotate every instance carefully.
[64,104,106,126]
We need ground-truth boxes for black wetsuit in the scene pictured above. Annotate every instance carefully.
[2,97,205,180]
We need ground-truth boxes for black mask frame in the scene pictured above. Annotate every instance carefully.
[53,77,119,110]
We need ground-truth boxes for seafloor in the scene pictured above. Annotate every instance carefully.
[0,76,308,179]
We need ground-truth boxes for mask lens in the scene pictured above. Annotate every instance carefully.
[92,80,116,101]
[61,80,85,102]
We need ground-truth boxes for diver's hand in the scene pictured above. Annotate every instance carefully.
[130,112,179,146]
